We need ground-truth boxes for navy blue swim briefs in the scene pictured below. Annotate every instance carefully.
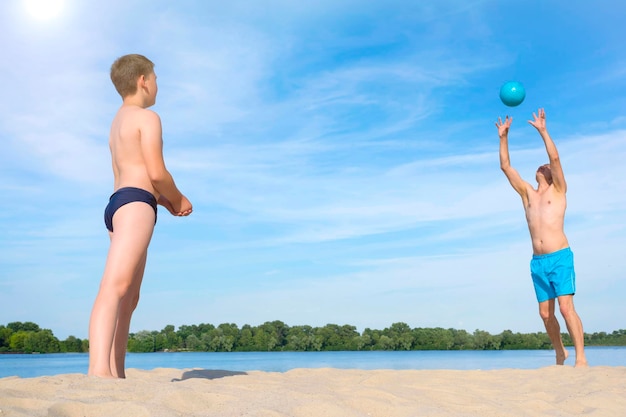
[104,187,157,232]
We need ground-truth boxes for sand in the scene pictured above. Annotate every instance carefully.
[0,366,624,416]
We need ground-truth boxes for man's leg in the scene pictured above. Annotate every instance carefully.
[557,295,588,367]
[538,299,568,365]
[88,203,155,378]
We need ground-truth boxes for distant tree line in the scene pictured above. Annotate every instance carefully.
[2,321,625,354]
[0,322,88,354]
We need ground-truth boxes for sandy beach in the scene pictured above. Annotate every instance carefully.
[1,366,624,416]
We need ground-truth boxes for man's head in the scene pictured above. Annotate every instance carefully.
[536,163,553,185]
[110,54,155,98]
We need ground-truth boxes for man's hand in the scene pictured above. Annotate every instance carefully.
[528,108,547,132]
[495,115,512,138]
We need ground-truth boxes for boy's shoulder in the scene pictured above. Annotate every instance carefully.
[136,107,160,123]
[124,104,159,116]
[117,105,161,125]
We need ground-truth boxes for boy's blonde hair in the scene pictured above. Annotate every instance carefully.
[110,54,155,98]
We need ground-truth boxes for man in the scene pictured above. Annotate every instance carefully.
[497,108,587,367]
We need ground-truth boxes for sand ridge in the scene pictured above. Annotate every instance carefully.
[1,366,625,416]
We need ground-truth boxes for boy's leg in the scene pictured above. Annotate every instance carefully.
[538,299,568,365]
[557,295,588,367]
[110,249,148,378]
[88,203,155,378]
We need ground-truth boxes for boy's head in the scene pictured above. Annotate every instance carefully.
[110,54,155,98]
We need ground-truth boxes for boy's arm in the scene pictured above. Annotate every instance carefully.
[139,109,192,214]
[497,116,530,203]
[157,195,178,215]
[528,108,566,193]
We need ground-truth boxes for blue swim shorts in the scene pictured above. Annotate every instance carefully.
[530,247,576,303]
[104,187,157,232]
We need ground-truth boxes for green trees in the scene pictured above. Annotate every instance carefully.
[61,336,86,353]
[127,322,626,352]
[0,322,87,353]
[586,329,626,346]
[1,321,625,353]
[127,330,157,353]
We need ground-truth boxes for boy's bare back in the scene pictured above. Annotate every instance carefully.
[110,94,191,215]
[109,106,162,196]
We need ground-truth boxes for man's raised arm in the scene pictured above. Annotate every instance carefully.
[498,116,529,201]
[528,108,566,193]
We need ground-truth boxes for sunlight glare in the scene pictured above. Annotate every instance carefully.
[24,0,64,21]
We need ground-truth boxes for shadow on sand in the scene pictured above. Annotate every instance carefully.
[171,369,248,382]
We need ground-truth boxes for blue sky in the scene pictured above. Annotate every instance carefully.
[1,0,625,340]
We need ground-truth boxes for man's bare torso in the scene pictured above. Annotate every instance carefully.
[109,105,157,196]
[524,185,569,255]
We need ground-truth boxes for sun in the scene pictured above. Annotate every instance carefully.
[24,0,64,20]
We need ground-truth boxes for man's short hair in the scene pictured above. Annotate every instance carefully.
[110,54,155,98]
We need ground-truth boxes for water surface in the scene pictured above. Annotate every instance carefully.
[1,347,624,378]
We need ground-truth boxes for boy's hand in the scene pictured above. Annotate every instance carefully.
[157,195,178,215]
[177,196,193,216]
[495,116,512,138]
[158,195,192,216]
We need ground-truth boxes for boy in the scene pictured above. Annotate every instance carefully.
[88,54,193,378]
[497,108,587,367]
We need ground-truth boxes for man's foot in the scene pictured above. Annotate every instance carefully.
[575,358,589,367]
[556,348,569,365]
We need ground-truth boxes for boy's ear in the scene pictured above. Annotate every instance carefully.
[137,74,152,93]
